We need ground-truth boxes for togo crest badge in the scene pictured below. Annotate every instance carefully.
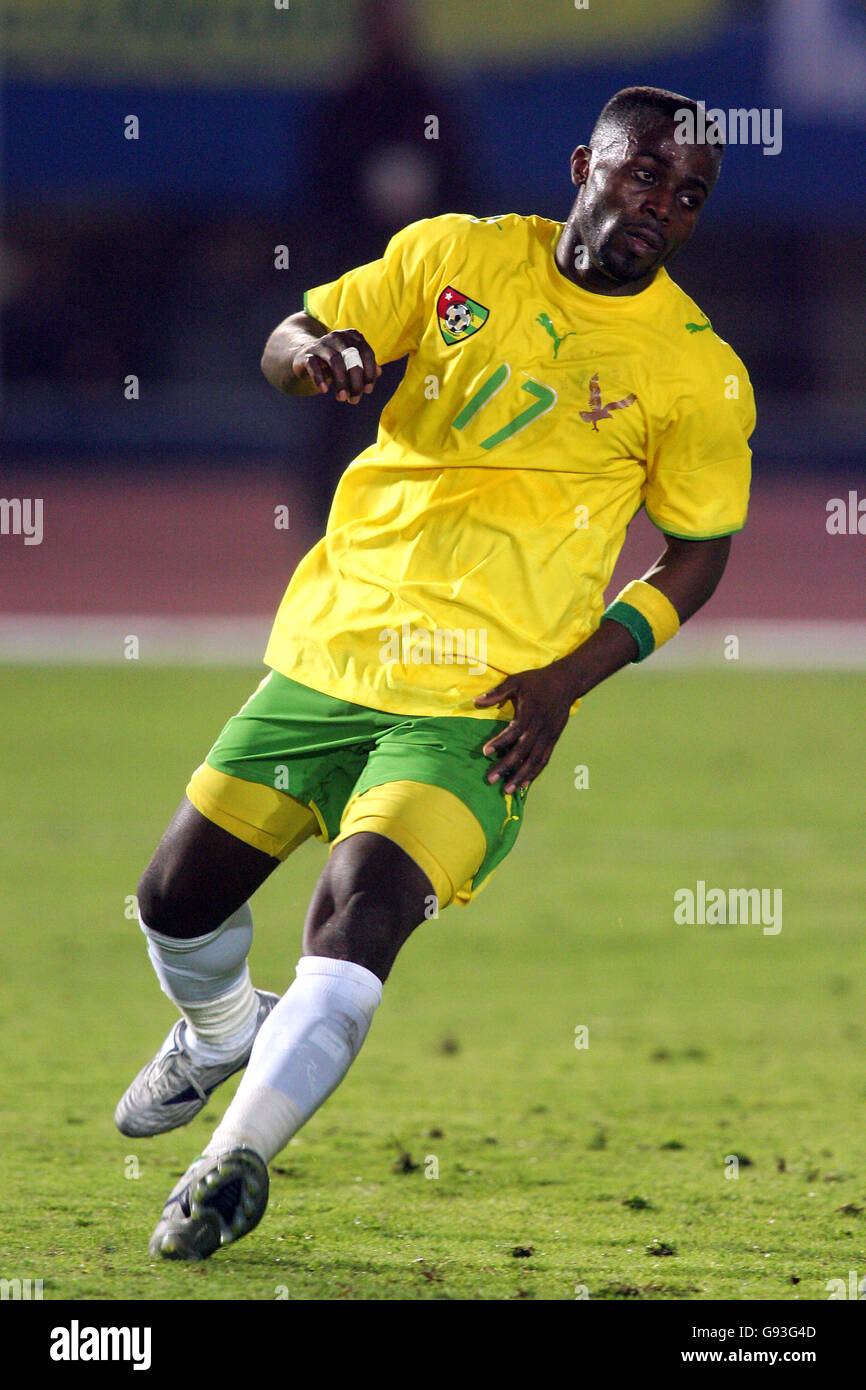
[437,286,489,345]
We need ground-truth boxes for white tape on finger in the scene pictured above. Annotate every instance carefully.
[340,347,363,371]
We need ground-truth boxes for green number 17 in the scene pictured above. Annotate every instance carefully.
[451,363,557,450]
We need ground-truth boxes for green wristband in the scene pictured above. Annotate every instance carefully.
[600,601,655,662]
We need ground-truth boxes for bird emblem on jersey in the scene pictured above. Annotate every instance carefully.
[536,312,577,358]
[437,286,489,344]
[579,373,636,431]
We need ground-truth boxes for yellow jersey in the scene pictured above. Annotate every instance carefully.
[264,212,755,719]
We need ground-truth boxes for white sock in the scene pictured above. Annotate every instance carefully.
[204,955,382,1163]
[141,902,261,1063]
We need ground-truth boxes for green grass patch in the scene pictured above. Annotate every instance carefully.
[1,666,863,1300]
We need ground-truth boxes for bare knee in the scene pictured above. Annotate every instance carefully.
[136,797,278,939]
[305,892,403,981]
[136,863,217,938]
[303,833,433,979]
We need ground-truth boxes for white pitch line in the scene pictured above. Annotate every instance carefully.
[0,616,273,665]
[637,620,866,670]
[0,616,865,669]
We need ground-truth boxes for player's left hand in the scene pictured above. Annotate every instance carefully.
[474,661,577,793]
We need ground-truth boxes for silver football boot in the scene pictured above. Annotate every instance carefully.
[115,990,280,1137]
[149,1147,269,1261]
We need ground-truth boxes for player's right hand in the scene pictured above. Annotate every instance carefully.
[291,329,382,404]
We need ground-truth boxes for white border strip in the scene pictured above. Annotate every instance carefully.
[0,616,273,665]
[0,617,865,669]
[641,620,866,670]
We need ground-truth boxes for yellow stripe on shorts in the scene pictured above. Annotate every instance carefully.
[186,763,320,860]
[331,780,487,910]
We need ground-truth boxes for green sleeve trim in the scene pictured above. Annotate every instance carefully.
[645,508,745,541]
[601,601,654,662]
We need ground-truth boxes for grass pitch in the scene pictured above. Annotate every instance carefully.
[1,664,864,1301]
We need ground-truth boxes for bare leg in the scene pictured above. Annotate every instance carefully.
[136,796,280,939]
[202,830,434,1167]
[301,830,435,982]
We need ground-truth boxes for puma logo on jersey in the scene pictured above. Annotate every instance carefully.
[579,373,636,431]
[685,319,711,333]
[536,312,577,358]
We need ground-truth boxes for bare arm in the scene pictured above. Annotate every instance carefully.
[261,311,382,404]
[641,533,731,624]
[475,533,732,791]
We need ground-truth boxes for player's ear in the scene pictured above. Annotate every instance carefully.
[570,145,591,187]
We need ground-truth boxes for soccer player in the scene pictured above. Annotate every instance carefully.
[117,87,755,1261]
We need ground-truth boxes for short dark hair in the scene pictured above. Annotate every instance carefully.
[590,85,724,162]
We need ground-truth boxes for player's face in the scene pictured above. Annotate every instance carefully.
[571,119,719,285]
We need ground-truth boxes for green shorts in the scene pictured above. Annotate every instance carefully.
[187,670,527,906]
